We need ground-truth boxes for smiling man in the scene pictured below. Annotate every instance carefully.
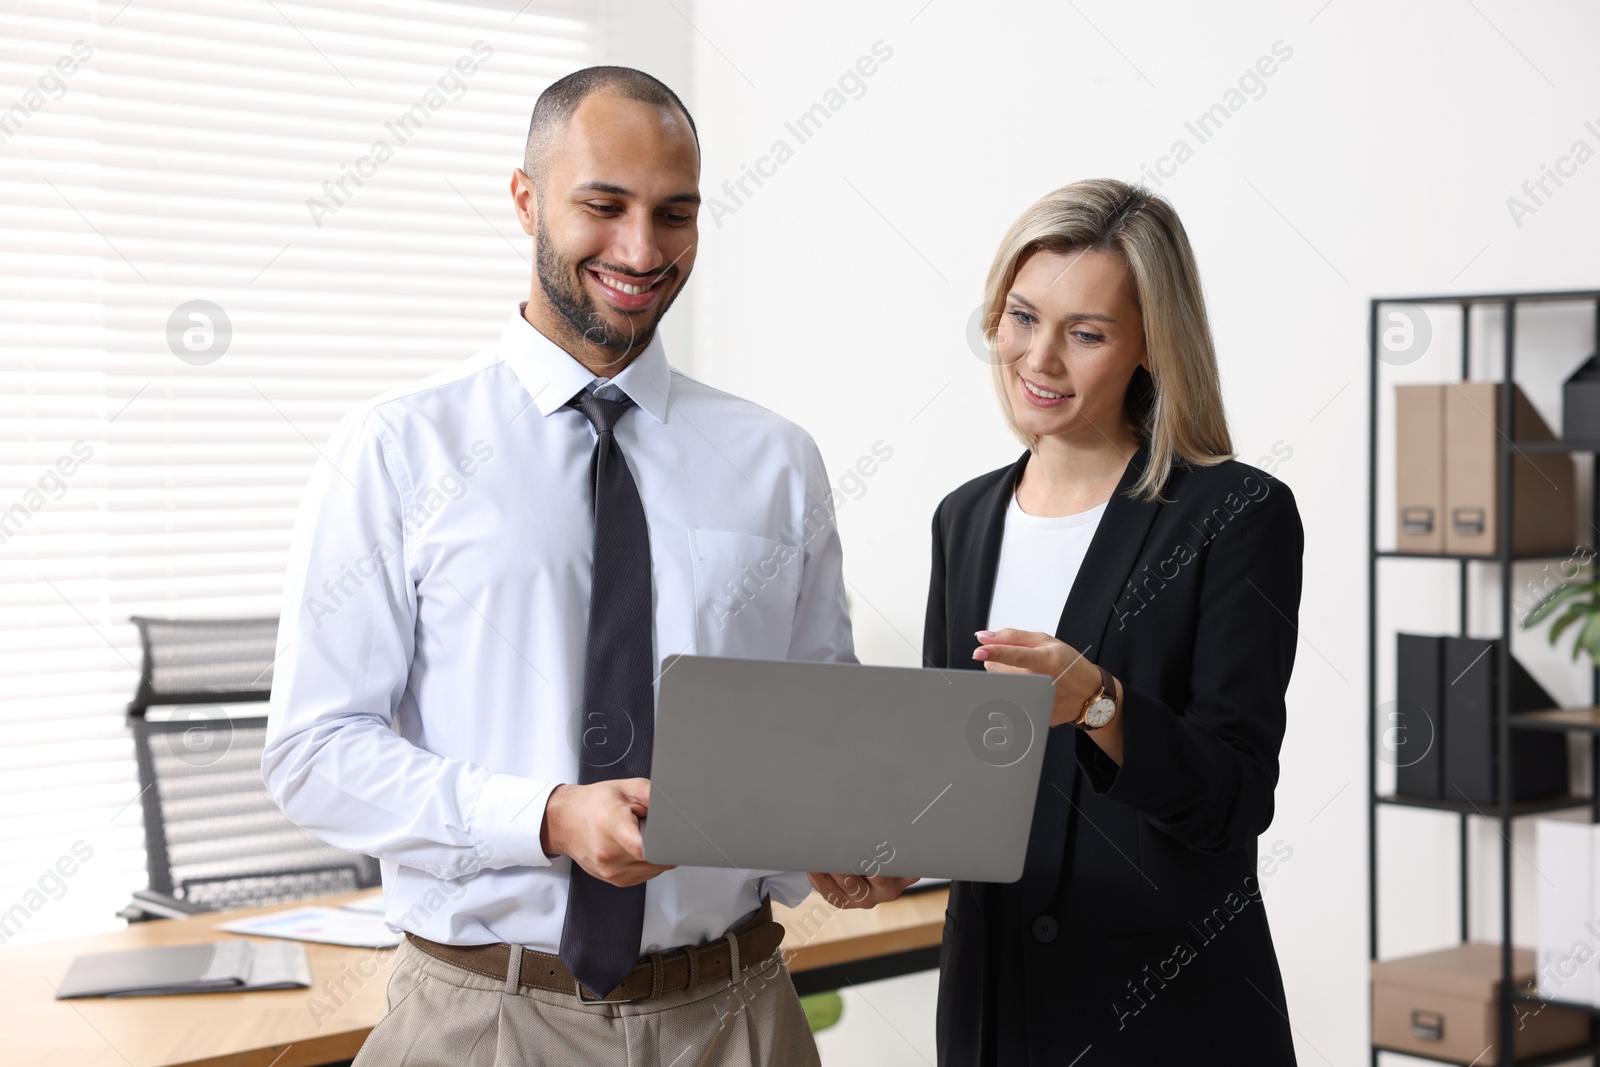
[263,67,888,1066]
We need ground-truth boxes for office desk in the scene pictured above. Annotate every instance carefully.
[0,886,948,1067]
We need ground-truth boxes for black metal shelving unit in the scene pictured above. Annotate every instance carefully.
[1369,289,1600,1067]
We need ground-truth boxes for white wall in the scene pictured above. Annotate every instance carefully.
[659,0,1600,1062]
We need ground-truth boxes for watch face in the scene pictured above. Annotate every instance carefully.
[1084,696,1117,729]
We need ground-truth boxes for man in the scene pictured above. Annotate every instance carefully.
[263,66,908,1065]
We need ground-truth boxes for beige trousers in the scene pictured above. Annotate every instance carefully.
[351,937,822,1067]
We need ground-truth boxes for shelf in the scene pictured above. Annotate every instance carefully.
[1514,439,1600,454]
[1514,992,1600,1017]
[1374,289,1600,306]
[1514,708,1600,733]
[1375,549,1587,562]
[1377,793,1593,817]
[1369,288,1600,1066]
[1374,1042,1597,1066]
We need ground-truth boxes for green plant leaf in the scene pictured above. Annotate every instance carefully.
[1521,578,1600,628]
[1574,610,1600,663]
[1549,608,1585,648]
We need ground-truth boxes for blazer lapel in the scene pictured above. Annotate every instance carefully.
[947,451,1030,665]
[1016,437,1165,919]
[1053,436,1162,701]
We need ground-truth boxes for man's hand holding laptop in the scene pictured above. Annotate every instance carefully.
[541,778,676,887]
[539,776,914,909]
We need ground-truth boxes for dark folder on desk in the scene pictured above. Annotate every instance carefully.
[55,939,311,999]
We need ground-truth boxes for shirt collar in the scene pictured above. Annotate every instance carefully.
[498,303,671,424]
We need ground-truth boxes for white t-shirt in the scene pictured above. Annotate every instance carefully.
[985,490,1108,636]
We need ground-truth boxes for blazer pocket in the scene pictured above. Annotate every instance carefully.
[689,528,801,659]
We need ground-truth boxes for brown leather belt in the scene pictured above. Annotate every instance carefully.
[404,898,785,1002]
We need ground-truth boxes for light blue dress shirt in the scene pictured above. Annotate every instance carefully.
[263,305,856,952]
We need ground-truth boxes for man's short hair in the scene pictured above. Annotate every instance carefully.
[523,65,698,187]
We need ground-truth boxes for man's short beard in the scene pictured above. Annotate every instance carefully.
[534,215,675,356]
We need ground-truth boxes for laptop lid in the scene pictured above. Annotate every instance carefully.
[642,654,1055,883]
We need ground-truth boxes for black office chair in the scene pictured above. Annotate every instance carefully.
[120,615,381,921]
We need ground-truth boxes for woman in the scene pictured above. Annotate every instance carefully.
[925,178,1301,1065]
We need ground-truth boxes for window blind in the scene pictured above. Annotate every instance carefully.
[0,0,601,945]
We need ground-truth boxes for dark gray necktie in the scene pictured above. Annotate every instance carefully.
[558,387,655,998]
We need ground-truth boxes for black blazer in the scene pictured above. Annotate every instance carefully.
[926,439,1303,1067]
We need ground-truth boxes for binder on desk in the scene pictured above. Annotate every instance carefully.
[54,938,311,999]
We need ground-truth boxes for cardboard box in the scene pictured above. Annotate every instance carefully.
[1372,943,1591,1063]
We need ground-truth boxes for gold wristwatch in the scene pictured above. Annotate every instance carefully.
[1073,664,1119,731]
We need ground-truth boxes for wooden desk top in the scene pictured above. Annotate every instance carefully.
[0,886,948,1067]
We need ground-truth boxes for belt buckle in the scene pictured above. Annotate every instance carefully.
[566,972,608,1004]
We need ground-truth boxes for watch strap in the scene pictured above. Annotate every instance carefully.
[1075,664,1117,729]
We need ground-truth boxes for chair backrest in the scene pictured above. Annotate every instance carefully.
[127,616,380,906]
[127,615,280,715]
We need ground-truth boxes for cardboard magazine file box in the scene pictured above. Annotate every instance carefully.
[1395,384,1446,553]
[1442,382,1574,557]
[1371,943,1590,1064]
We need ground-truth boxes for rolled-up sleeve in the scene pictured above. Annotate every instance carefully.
[262,410,555,880]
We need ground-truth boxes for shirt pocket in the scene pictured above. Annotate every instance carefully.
[688,528,802,659]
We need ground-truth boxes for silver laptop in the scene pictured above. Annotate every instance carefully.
[642,654,1055,883]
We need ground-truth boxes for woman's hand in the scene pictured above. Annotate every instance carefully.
[973,628,1125,763]
[806,872,919,909]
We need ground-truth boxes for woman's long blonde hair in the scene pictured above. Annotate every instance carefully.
[981,178,1233,503]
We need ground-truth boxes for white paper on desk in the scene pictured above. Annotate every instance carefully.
[339,892,386,914]
[216,906,402,949]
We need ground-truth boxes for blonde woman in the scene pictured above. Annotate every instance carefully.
[923,179,1300,1064]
